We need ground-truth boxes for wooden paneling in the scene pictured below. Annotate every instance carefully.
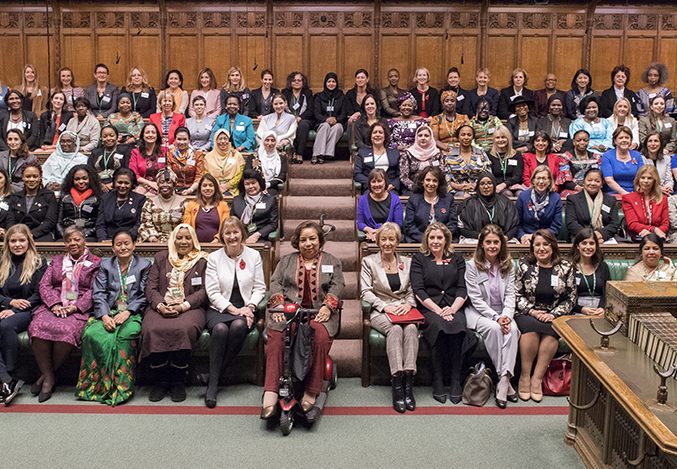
[61,35,94,87]
[343,36,373,86]
[415,36,445,89]
[25,35,55,89]
[273,35,303,89]
[659,38,677,92]
[95,34,128,87]
[167,35,199,87]
[379,36,410,87]
[236,35,267,88]
[521,36,550,86]
[553,37,584,88]
[486,36,516,89]
[0,36,23,87]
[590,37,623,92]
[446,35,479,89]
[129,36,162,88]
[624,37,656,90]
[309,35,338,89]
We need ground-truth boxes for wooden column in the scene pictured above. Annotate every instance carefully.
[159,0,167,75]
[582,0,598,69]
[373,0,381,87]
[479,0,489,67]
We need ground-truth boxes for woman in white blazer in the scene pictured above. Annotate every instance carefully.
[465,224,520,409]
[204,216,266,408]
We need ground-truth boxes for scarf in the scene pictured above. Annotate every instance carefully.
[407,124,439,162]
[164,223,208,305]
[476,172,498,209]
[205,128,242,185]
[321,72,341,100]
[241,193,263,225]
[170,87,183,113]
[55,131,81,159]
[529,188,549,221]
[257,131,282,186]
[584,190,604,229]
[60,249,90,306]
[70,187,94,206]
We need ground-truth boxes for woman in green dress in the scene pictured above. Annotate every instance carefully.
[75,229,152,405]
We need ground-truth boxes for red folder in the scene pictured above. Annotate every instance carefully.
[386,308,425,325]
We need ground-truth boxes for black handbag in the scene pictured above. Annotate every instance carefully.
[291,322,315,382]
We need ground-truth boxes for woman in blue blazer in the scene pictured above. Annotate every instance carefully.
[404,166,456,243]
[516,165,562,244]
[357,168,403,241]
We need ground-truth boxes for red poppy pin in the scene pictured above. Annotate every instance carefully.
[441,208,447,214]
[399,262,405,271]
[631,158,637,164]
[239,259,246,270]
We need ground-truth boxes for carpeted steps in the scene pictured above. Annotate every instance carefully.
[282,219,356,242]
[284,196,355,220]
[287,178,354,196]
[289,160,354,179]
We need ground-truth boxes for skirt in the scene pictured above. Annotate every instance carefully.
[514,314,559,338]
[75,314,142,406]
[139,307,205,361]
[28,306,89,347]
[205,308,251,332]
[420,307,477,354]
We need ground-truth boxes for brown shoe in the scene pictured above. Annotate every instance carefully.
[260,405,279,420]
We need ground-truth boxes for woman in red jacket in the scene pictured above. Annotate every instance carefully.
[149,90,186,148]
[621,164,669,241]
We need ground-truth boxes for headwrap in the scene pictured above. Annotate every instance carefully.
[55,131,81,159]
[476,171,497,209]
[117,92,133,106]
[257,131,281,188]
[441,90,458,102]
[397,92,417,110]
[164,223,207,305]
[322,72,341,99]
[406,124,439,162]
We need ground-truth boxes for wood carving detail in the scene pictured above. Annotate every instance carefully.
[203,12,231,28]
[594,14,623,30]
[130,12,160,29]
[627,14,657,30]
[310,13,337,28]
[416,13,443,29]
[662,14,676,31]
[275,12,303,28]
[381,12,409,28]
[63,12,91,28]
[237,12,265,28]
[449,13,478,29]
[96,12,125,28]
[556,13,584,30]
[344,12,372,28]
[168,12,197,28]
[0,12,21,29]
[522,13,551,29]
[488,13,517,29]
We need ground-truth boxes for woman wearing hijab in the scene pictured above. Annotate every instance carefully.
[250,131,287,196]
[399,124,446,193]
[42,131,88,192]
[312,72,347,164]
[458,172,519,242]
[230,169,278,244]
[204,129,245,196]
[255,93,297,155]
[388,92,426,152]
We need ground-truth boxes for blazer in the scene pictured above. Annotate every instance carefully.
[534,89,566,117]
[565,191,621,241]
[515,189,562,238]
[128,147,167,181]
[621,191,670,238]
[57,192,99,239]
[92,255,151,318]
[352,117,389,151]
[515,259,576,318]
[65,112,101,152]
[357,192,403,231]
[0,110,39,150]
[39,253,101,315]
[95,191,146,241]
[219,88,255,117]
[408,86,441,118]
[209,113,256,152]
[507,115,538,151]
[230,193,278,240]
[466,87,500,117]
[0,152,38,193]
[21,86,49,115]
[8,188,58,240]
[353,146,401,193]
[487,151,524,188]
[38,110,73,146]
[182,200,230,243]
[404,193,457,243]
[639,116,677,153]
[205,246,266,313]
[120,87,157,118]
[599,87,640,118]
[282,88,314,121]
[251,87,280,117]
[464,259,516,329]
[360,253,416,316]
[0,257,46,314]
[149,112,186,147]
[85,83,120,118]
[145,250,207,312]
[497,87,535,120]
[536,116,572,144]
[410,251,467,309]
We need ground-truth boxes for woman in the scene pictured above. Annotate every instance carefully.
[357,169,404,241]
[410,222,475,404]
[38,91,72,150]
[104,93,143,144]
[625,233,676,281]
[159,69,189,114]
[88,125,131,191]
[251,69,279,117]
[261,221,344,420]
[57,165,101,241]
[642,131,673,195]
[360,223,418,413]
[129,123,166,196]
[219,66,253,117]
[458,172,519,242]
[95,168,146,241]
[166,127,204,195]
[204,129,245,196]
[204,217,265,407]
[150,91,186,148]
[0,169,12,239]
[185,96,215,151]
[536,95,571,153]
[141,224,208,402]
[622,165,669,240]
[599,65,640,118]
[0,224,45,406]
[506,96,538,153]
[64,97,100,152]
[445,124,490,196]
[75,230,151,406]
[487,125,524,197]
[516,166,562,244]
[352,94,387,151]
[400,124,445,193]
[388,92,427,152]
[569,96,613,153]
[561,130,601,191]
[282,71,314,164]
[638,63,674,117]
[210,94,256,153]
[29,226,101,402]
[0,90,39,151]
[230,169,278,243]
[522,131,562,189]
[639,95,677,154]
[312,72,347,165]
[345,69,377,125]
[442,68,471,116]
[189,68,221,118]
[565,168,621,242]
[497,68,535,120]
[0,128,38,192]
[353,122,401,194]
[250,131,287,196]
[16,64,48,115]
[379,68,406,118]
[404,167,456,243]
[514,229,575,402]
[465,224,519,408]
[409,67,440,118]
[183,174,230,244]
[42,131,88,192]
[430,90,471,152]
[255,93,297,153]
[471,98,504,152]
[467,68,500,118]
[601,126,644,195]
[120,67,156,118]
[564,69,596,119]
[51,66,84,113]
[571,228,610,316]
[7,162,57,241]
[84,63,119,118]
[138,168,185,243]
[607,98,640,150]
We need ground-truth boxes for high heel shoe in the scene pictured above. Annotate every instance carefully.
[530,378,543,403]
[38,385,55,403]
[391,373,406,414]
[518,376,531,401]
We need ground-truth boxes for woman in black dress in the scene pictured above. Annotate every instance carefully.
[95,167,146,241]
[571,227,610,316]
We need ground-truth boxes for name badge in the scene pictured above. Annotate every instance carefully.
[0,202,8,211]
[487,128,495,134]
[292,102,300,110]
[58,123,66,132]
[191,277,202,286]
[82,204,93,213]
[114,153,123,159]
[601,204,611,213]
[665,122,673,129]
[456,95,464,101]
[158,157,166,163]
[255,202,266,210]
[84,260,93,267]
[657,271,666,279]
[242,93,249,100]
[37,89,42,97]
[141,92,149,98]
[321,264,334,274]
[576,277,581,286]
[559,131,568,139]
[126,275,136,284]
[326,106,334,112]
[508,159,518,166]
[518,129,529,136]
[551,275,559,287]
[66,291,78,301]
[235,125,245,132]
[509,95,518,102]
[432,160,440,167]
[186,159,196,166]
[648,93,657,99]
[363,156,374,164]
[408,122,417,129]
[102,96,111,103]
[528,131,535,137]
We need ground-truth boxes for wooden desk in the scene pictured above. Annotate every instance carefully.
[554,316,677,468]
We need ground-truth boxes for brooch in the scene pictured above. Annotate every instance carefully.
[441,208,447,214]
[399,262,405,271]
[239,259,246,270]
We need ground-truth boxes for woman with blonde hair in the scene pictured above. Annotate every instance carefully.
[409,67,440,118]
[487,125,525,197]
[220,66,254,117]
[498,67,535,120]
[16,64,48,115]
[120,67,156,118]
[622,164,669,240]
[606,97,639,149]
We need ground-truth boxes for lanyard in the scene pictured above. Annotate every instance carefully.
[482,204,495,222]
[498,155,508,180]
[132,92,139,112]
[102,147,117,170]
[578,266,596,296]
[116,257,133,294]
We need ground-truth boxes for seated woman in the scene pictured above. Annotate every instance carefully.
[569,96,613,153]
[312,72,347,165]
[0,224,46,405]
[622,165,669,241]
[565,168,621,242]
[64,97,101,153]
[0,168,11,239]
[166,127,204,196]
[88,126,132,192]
[607,98,640,150]
[638,64,675,117]
[561,130,601,191]
[601,126,644,196]
[445,124,490,197]
[104,93,143,144]
[230,169,278,244]
[38,91,72,151]
[204,129,245,196]
[487,125,525,197]
[0,128,38,192]
[188,68,221,118]
[514,229,575,402]
[84,63,119,118]
[399,124,445,193]
[255,93,297,154]
[599,65,640,118]
[210,94,256,153]
[571,227,610,316]
[158,69,189,115]
[17,64,48,115]
[625,233,676,281]
[388,92,427,152]
[565,68,596,119]
[465,225,519,408]
[185,96,215,152]
[352,94,387,151]
[536,95,571,153]
[120,67,156,118]
[353,122,400,194]
[497,68,535,120]
[404,167,456,243]
[219,66,254,117]
[0,90,39,151]
[467,68,500,118]
[458,172,518,242]
[42,131,88,192]
[129,123,167,196]
[141,224,208,402]
[251,69,279,117]
[410,222,476,404]
[51,67,84,113]
[639,95,677,155]
[75,230,151,406]
[7,162,57,241]
[360,222,418,413]
[641,131,673,195]
[95,168,146,241]
[150,90,186,148]
[29,226,101,402]
[429,90,471,153]
[471,98,504,153]
[344,69,378,126]
[261,221,344,420]
[506,96,538,153]
[357,168,404,241]
[57,165,101,241]
[183,174,230,244]
[409,67,440,118]
[442,68,471,116]
[204,217,266,408]
[516,166,562,244]
[522,131,563,189]
[138,168,185,243]
[379,68,406,118]
[249,131,287,196]
[282,71,314,164]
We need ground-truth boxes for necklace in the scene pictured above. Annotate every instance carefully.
[381,255,398,272]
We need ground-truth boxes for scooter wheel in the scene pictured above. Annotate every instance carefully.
[280,410,294,436]
[329,365,338,390]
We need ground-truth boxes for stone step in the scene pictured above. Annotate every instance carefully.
[287,178,353,197]
[290,160,354,179]
[330,339,362,377]
[282,219,356,242]
[284,196,355,220]
[278,241,360,272]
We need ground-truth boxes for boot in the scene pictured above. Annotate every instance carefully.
[391,372,406,414]
[403,371,416,411]
[169,364,187,403]
[148,363,169,402]
[431,342,447,403]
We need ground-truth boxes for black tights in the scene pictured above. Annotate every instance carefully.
[207,318,249,394]
[149,350,191,384]
[431,333,464,395]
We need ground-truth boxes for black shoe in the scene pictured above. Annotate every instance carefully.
[449,381,463,405]
[38,385,54,403]
[391,373,406,414]
[170,382,187,402]
[403,371,416,411]
[2,379,23,406]
[507,393,519,403]
[495,397,507,409]
[304,404,322,423]
[149,382,169,402]
[205,386,218,408]
[311,155,318,164]
[31,380,42,396]
[317,156,325,164]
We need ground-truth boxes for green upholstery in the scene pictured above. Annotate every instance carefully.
[558,210,569,241]
[267,230,279,242]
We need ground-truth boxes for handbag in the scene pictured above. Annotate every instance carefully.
[462,362,493,407]
[542,354,572,396]
[291,322,315,382]
[386,308,425,325]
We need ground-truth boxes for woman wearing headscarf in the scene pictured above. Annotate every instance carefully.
[312,72,347,164]
[138,168,186,243]
[203,128,246,196]
[42,131,88,192]
[249,131,287,196]
[430,90,471,152]
[388,92,427,152]
[399,124,446,193]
